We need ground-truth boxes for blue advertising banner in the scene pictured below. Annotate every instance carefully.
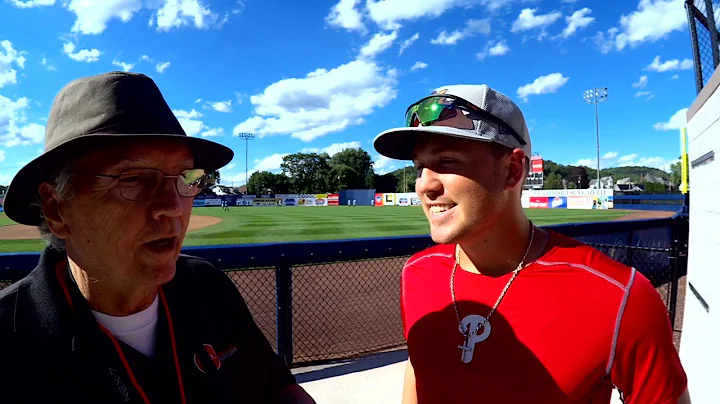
[548,196,567,209]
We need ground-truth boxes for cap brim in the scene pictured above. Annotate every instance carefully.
[373,126,494,161]
[3,133,234,226]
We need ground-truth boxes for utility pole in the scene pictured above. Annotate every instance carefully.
[583,87,608,189]
[237,132,255,193]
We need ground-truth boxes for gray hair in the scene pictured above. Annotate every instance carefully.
[35,165,75,251]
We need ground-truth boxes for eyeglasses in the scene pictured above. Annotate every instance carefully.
[405,94,527,147]
[72,168,208,202]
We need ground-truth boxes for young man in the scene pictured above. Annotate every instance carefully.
[373,84,690,403]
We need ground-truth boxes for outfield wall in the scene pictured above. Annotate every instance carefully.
[194,190,683,212]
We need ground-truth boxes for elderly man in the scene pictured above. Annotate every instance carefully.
[0,72,315,404]
[373,84,690,403]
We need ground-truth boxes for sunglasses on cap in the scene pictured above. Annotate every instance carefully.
[404,94,527,147]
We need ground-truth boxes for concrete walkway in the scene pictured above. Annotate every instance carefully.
[293,349,623,404]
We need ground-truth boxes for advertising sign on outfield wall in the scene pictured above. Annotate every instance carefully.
[275,194,299,206]
[521,193,530,209]
[567,196,595,209]
[529,196,548,208]
[204,198,222,207]
[374,194,384,206]
[314,194,329,206]
[253,198,281,206]
[383,193,396,206]
[236,196,254,206]
[193,199,207,207]
[328,194,339,206]
[548,196,567,209]
[394,192,421,206]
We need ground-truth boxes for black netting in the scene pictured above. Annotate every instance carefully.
[290,257,406,364]
[689,0,720,90]
[223,267,278,351]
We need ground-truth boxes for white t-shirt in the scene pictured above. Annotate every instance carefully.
[91,294,160,358]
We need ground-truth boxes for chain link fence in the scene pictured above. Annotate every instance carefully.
[0,215,688,366]
[686,0,720,93]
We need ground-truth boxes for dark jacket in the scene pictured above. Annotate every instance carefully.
[0,247,296,403]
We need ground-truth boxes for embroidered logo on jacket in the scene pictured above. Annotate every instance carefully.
[109,368,131,402]
[194,343,238,374]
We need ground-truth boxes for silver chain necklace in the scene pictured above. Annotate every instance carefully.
[451,221,535,359]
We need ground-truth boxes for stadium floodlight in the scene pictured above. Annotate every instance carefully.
[583,87,608,189]
[237,132,256,193]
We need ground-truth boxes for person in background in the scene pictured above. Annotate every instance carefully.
[373,84,690,404]
[0,71,315,404]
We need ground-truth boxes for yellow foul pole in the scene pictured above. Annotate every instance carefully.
[680,127,689,194]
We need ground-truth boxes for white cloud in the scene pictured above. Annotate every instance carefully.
[632,75,648,88]
[618,155,673,170]
[398,33,419,55]
[8,0,55,8]
[301,141,363,156]
[153,0,222,32]
[653,108,688,130]
[173,109,205,136]
[141,54,151,61]
[112,59,134,72]
[476,39,510,60]
[603,151,618,159]
[373,155,400,174]
[593,0,686,53]
[411,61,428,71]
[366,0,481,30]
[431,19,491,45]
[511,8,562,33]
[41,57,57,71]
[206,100,232,113]
[326,0,366,33]
[62,42,101,63]
[66,0,143,35]
[156,61,171,73]
[618,153,638,163]
[359,31,398,58]
[576,158,595,167]
[200,127,224,137]
[223,153,289,183]
[645,55,693,72]
[561,8,594,38]
[233,58,398,142]
[0,40,26,88]
[0,95,46,147]
[516,73,569,102]
[635,90,654,100]
[672,74,679,79]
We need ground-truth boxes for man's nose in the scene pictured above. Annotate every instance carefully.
[415,168,443,196]
[151,177,184,219]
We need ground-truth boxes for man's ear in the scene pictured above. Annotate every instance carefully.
[504,149,527,190]
[38,182,70,239]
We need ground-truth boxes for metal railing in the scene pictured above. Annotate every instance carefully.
[0,212,688,367]
[686,0,720,93]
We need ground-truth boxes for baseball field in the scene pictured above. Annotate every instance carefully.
[0,206,669,253]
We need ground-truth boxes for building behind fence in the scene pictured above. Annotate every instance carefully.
[0,212,689,367]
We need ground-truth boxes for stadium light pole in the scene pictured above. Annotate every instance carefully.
[583,87,608,189]
[237,132,256,193]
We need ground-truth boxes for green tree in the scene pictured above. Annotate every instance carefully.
[669,161,684,190]
[543,173,562,189]
[392,166,417,193]
[374,173,398,193]
[281,152,332,193]
[330,148,374,189]
[567,181,577,189]
[328,164,359,192]
[568,166,590,189]
[246,171,290,194]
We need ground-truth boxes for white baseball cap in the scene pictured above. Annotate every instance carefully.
[373,84,532,161]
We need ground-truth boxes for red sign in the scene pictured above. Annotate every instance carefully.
[531,158,543,174]
[529,196,548,208]
[328,194,339,206]
[374,194,384,206]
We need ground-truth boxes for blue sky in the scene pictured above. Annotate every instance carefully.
[0,0,697,186]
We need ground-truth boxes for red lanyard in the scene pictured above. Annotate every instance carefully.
[56,260,187,404]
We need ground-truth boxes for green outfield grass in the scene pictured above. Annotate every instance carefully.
[0,207,632,253]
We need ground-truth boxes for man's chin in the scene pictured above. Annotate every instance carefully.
[430,228,461,245]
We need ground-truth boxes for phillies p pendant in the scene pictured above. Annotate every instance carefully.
[456,314,492,364]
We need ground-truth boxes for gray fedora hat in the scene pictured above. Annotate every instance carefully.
[3,71,234,226]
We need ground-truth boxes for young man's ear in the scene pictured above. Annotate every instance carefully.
[504,149,527,190]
